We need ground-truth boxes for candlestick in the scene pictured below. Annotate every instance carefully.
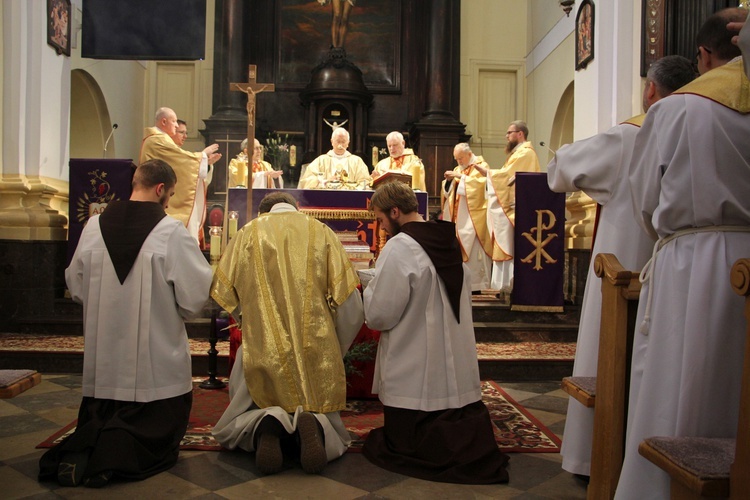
[228,211,239,240]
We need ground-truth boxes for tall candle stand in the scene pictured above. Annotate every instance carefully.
[200,300,226,390]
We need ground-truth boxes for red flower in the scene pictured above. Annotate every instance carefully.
[98,183,106,196]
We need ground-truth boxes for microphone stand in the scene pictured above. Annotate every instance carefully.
[103,124,118,157]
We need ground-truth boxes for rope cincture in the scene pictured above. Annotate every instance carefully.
[638,225,750,335]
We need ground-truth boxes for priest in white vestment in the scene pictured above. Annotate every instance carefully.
[362,182,509,484]
[615,12,750,496]
[441,143,493,291]
[546,55,696,479]
[210,191,364,475]
[139,107,221,245]
[39,159,213,487]
[298,127,370,189]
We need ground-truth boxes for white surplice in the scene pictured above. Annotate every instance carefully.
[66,215,213,402]
[211,291,363,462]
[547,122,654,476]
[615,90,750,499]
[363,233,482,411]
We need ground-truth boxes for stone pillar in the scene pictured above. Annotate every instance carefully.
[202,0,248,204]
[409,0,467,199]
[1,1,69,242]
[1,2,71,332]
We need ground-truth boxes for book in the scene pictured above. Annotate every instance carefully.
[371,171,412,188]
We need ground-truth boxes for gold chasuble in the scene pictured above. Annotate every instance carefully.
[373,149,427,191]
[139,127,202,227]
[211,210,360,413]
[673,58,750,113]
[441,157,493,260]
[622,113,646,127]
[487,141,541,225]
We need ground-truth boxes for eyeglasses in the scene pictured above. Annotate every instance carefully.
[506,130,519,136]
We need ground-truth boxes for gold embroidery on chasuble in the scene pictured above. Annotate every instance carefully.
[673,59,750,113]
[210,211,359,413]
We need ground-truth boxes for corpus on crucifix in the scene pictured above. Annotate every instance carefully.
[230,65,275,221]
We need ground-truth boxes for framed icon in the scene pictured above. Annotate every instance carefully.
[575,0,595,70]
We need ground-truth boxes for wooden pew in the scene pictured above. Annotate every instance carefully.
[638,258,750,499]
[576,253,641,500]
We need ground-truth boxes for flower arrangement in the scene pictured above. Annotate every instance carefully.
[343,339,377,381]
[264,133,290,169]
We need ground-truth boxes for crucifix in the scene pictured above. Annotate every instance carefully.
[230,64,275,221]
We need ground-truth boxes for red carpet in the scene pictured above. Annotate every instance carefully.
[38,380,560,454]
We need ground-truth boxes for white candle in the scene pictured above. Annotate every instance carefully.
[228,218,238,240]
[290,145,297,166]
[228,211,239,240]
[372,146,379,168]
[209,226,222,268]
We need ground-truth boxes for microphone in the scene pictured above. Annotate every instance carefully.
[539,141,556,157]
[103,123,118,157]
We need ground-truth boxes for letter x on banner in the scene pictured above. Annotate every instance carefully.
[511,172,566,312]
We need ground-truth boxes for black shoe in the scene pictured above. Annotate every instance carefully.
[297,412,327,474]
[254,416,284,475]
[57,450,89,487]
[83,470,113,488]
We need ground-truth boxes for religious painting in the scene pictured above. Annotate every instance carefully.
[47,0,71,56]
[277,0,401,91]
[575,0,595,70]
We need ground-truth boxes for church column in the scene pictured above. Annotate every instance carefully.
[210,0,245,118]
[1,1,71,332]
[409,0,467,199]
[1,1,69,241]
[201,0,247,203]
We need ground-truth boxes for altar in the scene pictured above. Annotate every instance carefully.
[227,188,429,251]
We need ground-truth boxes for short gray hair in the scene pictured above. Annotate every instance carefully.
[454,142,472,154]
[332,127,349,141]
[646,55,697,96]
[154,107,174,123]
[240,138,248,151]
[386,131,404,143]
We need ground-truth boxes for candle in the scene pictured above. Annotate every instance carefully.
[372,146,378,168]
[290,145,297,166]
[412,167,421,191]
[209,226,222,269]
[228,211,239,240]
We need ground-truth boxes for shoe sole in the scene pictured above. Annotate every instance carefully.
[256,432,283,475]
[298,412,327,474]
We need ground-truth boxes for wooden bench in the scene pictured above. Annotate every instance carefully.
[567,253,640,500]
[638,257,750,499]
[0,369,41,398]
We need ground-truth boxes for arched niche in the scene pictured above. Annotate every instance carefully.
[70,69,113,158]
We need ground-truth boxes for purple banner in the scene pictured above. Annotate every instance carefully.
[512,173,566,311]
[68,159,135,264]
[227,188,428,251]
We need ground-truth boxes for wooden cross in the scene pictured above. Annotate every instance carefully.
[230,65,275,221]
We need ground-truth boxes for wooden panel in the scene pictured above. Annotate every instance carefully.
[477,69,517,146]
[156,63,197,127]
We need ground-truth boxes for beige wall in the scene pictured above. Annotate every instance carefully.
[460,0,529,169]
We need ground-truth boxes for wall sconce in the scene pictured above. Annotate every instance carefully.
[560,0,575,17]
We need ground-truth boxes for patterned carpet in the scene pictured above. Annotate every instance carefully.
[0,334,575,361]
[38,380,561,454]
